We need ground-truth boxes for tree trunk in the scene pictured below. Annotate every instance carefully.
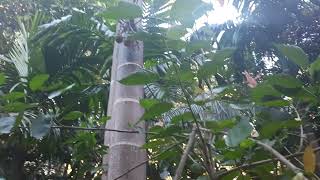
[102,1,146,179]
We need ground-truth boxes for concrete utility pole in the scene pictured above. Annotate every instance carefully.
[102,0,146,179]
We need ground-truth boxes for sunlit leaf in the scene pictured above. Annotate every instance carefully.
[225,118,253,147]
[310,55,320,80]
[303,145,316,174]
[166,25,187,40]
[119,70,159,85]
[3,102,37,112]
[63,111,83,120]
[29,74,49,91]
[2,92,25,101]
[171,112,193,124]
[0,73,5,85]
[199,48,235,77]
[0,116,16,134]
[275,44,309,69]
[140,99,159,109]
[142,102,173,120]
[100,1,142,20]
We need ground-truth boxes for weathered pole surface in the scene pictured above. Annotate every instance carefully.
[102,0,146,180]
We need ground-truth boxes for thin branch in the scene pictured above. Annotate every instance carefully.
[218,147,320,177]
[251,138,301,174]
[292,104,304,152]
[174,125,197,180]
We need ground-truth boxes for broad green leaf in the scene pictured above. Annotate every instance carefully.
[310,55,320,79]
[29,74,49,91]
[142,102,173,120]
[166,25,187,40]
[100,1,142,20]
[208,48,236,61]
[275,44,309,69]
[224,149,244,160]
[3,102,37,112]
[0,116,16,134]
[199,48,235,77]
[260,120,301,138]
[266,75,303,96]
[119,70,159,85]
[225,118,253,147]
[260,121,283,138]
[240,139,255,149]
[140,99,159,109]
[100,116,111,124]
[251,83,289,107]
[30,115,52,139]
[267,75,303,88]
[171,112,193,124]
[206,118,237,132]
[63,111,83,120]
[156,149,178,160]
[143,139,165,149]
[2,92,25,101]
[0,73,5,85]
[170,0,211,26]
[303,145,316,174]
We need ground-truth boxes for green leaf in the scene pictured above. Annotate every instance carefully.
[3,102,37,112]
[199,48,235,77]
[63,111,83,120]
[30,115,52,139]
[310,55,320,79]
[171,112,193,124]
[143,139,165,149]
[275,44,309,69]
[170,0,210,26]
[251,83,289,107]
[208,48,236,61]
[119,70,159,85]
[225,118,253,147]
[139,99,159,109]
[0,116,16,134]
[267,75,303,89]
[100,1,142,20]
[166,25,187,40]
[29,74,49,91]
[2,92,25,101]
[206,118,237,132]
[0,73,5,85]
[142,102,173,120]
[260,120,301,138]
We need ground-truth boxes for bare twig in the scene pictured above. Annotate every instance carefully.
[251,138,301,174]
[292,105,304,152]
[174,126,197,180]
[218,147,320,177]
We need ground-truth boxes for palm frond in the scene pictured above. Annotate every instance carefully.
[0,21,29,82]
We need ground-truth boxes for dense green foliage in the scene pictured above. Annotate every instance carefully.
[1,0,320,179]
